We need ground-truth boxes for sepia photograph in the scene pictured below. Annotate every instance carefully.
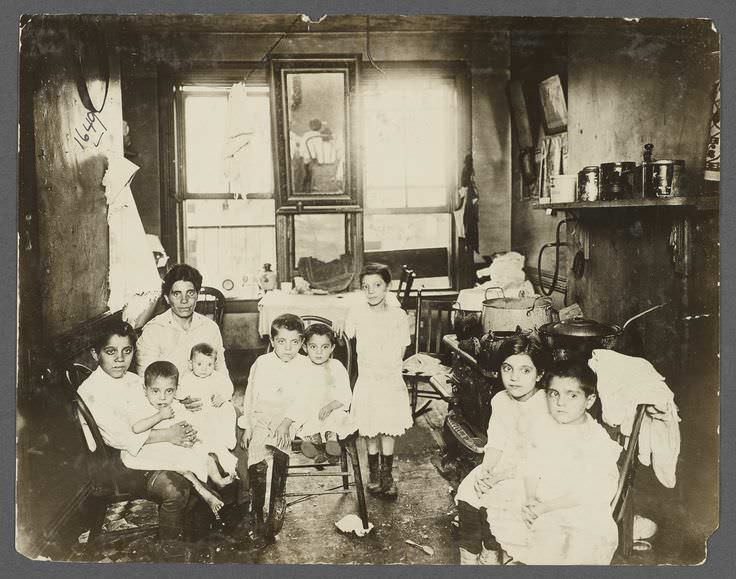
[15,9,720,567]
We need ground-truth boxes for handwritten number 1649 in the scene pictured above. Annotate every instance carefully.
[74,111,108,150]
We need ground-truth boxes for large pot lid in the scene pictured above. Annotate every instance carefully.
[539,317,619,338]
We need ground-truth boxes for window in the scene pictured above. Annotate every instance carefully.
[177,83,275,298]
[362,74,458,289]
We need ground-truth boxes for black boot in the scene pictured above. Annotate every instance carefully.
[266,450,289,539]
[366,453,382,495]
[247,461,267,541]
[380,454,398,499]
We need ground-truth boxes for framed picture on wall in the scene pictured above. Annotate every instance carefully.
[538,74,567,134]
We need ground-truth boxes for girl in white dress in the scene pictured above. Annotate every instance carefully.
[343,263,412,498]
[454,334,550,564]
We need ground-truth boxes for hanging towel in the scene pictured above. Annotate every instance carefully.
[102,154,162,327]
[588,349,681,488]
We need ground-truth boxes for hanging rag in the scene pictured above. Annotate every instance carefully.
[460,154,479,253]
[102,154,162,327]
[588,349,681,488]
[453,187,467,239]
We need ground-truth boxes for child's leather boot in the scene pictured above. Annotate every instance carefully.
[366,453,382,494]
[379,454,398,498]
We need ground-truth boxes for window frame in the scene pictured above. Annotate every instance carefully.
[173,65,272,201]
[169,65,278,295]
[360,62,470,290]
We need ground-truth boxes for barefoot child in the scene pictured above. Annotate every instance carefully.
[239,314,310,539]
[127,361,236,517]
[454,334,550,565]
[482,361,622,565]
[296,323,355,464]
[343,263,412,498]
[176,343,238,476]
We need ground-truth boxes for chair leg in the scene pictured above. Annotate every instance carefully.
[413,400,433,420]
[85,496,109,546]
[621,493,635,559]
[340,445,349,490]
[346,437,369,530]
[410,378,418,416]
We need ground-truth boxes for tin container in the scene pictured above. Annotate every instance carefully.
[600,162,636,200]
[645,160,685,198]
[578,166,600,201]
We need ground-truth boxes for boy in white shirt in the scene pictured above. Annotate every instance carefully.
[239,314,309,541]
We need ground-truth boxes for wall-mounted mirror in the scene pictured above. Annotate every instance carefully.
[270,56,360,209]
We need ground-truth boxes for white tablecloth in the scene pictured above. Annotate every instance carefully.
[257,290,400,336]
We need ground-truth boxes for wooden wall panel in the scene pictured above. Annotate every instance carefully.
[31,21,125,337]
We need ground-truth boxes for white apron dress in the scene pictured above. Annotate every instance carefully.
[345,302,413,437]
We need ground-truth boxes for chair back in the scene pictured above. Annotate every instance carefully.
[611,404,647,521]
[196,286,226,330]
[396,266,416,309]
[64,363,122,495]
[264,315,354,381]
[414,288,455,359]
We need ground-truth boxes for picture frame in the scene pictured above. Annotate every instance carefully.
[538,74,568,134]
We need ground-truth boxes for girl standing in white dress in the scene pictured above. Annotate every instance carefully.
[343,263,413,498]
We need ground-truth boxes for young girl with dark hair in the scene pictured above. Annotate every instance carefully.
[342,263,412,498]
[454,334,551,564]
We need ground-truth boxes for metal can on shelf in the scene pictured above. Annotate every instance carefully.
[578,166,600,201]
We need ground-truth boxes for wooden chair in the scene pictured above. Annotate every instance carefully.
[404,288,456,419]
[262,315,369,532]
[64,363,157,545]
[396,265,416,309]
[196,286,226,331]
[610,404,648,560]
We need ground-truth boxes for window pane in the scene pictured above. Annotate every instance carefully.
[363,78,456,210]
[294,214,346,266]
[184,94,229,194]
[183,86,274,196]
[185,199,275,299]
[364,213,451,287]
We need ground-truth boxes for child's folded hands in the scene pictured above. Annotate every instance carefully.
[211,393,225,407]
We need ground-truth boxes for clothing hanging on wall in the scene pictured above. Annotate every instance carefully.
[537,132,568,198]
[460,154,479,254]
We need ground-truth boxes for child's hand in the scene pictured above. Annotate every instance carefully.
[211,393,225,407]
[474,466,495,495]
[318,400,343,421]
[158,405,174,420]
[521,501,543,528]
[180,396,203,413]
[332,319,346,338]
[240,428,251,449]
[275,422,291,449]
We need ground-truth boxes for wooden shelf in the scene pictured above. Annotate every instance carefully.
[534,196,719,211]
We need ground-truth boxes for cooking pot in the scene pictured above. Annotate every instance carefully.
[452,302,484,340]
[481,288,555,333]
[538,303,666,361]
